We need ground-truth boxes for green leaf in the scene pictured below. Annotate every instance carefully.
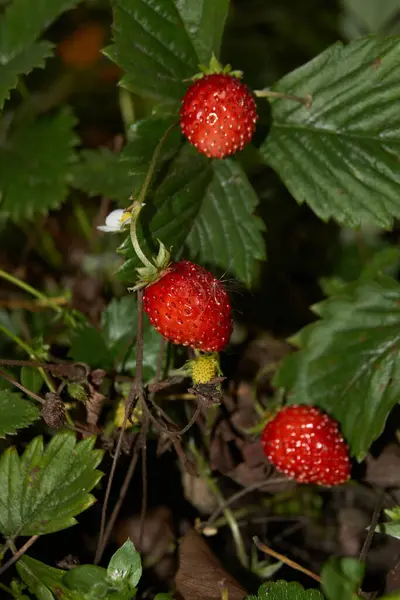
[62,564,133,600]
[18,555,133,600]
[260,36,400,228]
[107,539,142,588]
[69,116,182,205]
[101,296,138,344]
[69,323,115,370]
[0,0,81,108]
[0,42,53,109]
[341,0,400,34]
[275,274,400,459]
[0,390,40,437]
[17,555,65,600]
[0,431,103,536]
[117,142,212,283]
[20,366,43,395]
[246,580,323,600]
[321,557,364,600]
[0,109,78,221]
[108,0,229,102]
[186,159,266,287]
[376,506,400,539]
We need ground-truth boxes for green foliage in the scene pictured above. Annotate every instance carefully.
[321,557,364,600]
[69,296,162,379]
[20,366,43,395]
[0,390,40,437]
[0,109,79,221]
[246,581,323,600]
[107,0,229,102]
[107,539,142,588]
[376,506,400,540]
[186,159,266,286]
[0,0,80,107]
[70,116,182,205]
[275,274,400,460]
[17,541,141,600]
[0,432,103,536]
[260,36,400,228]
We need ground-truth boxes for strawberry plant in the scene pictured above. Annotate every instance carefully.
[1,0,400,599]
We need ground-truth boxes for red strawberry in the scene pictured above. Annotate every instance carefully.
[180,73,257,159]
[261,405,351,486]
[143,260,232,352]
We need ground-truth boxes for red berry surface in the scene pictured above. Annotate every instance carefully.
[143,260,232,352]
[261,405,351,486]
[180,73,257,159]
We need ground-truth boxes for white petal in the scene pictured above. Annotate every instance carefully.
[105,209,125,228]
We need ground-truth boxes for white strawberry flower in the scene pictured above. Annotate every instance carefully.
[97,209,132,233]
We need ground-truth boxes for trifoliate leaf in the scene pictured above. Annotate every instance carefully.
[0,390,40,437]
[321,557,364,600]
[186,159,266,287]
[275,274,400,460]
[107,0,229,102]
[107,539,142,588]
[0,431,103,536]
[261,36,400,228]
[246,581,323,600]
[0,109,78,221]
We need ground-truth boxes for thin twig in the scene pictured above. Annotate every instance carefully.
[0,535,39,577]
[357,491,384,596]
[95,290,146,564]
[100,434,141,557]
[253,536,321,584]
[0,368,45,404]
[359,491,383,564]
[139,418,149,549]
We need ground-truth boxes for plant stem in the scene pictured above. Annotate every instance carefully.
[0,535,39,577]
[253,536,321,583]
[191,441,249,569]
[128,122,177,268]
[0,324,55,392]
[254,89,312,108]
[129,205,153,269]
[95,289,146,564]
[0,368,45,404]
[0,268,63,315]
[0,582,14,596]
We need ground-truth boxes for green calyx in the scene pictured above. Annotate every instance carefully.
[189,54,243,82]
[127,201,172,291]
[130,238,172,291]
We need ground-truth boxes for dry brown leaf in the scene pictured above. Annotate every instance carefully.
[176,529,246,600]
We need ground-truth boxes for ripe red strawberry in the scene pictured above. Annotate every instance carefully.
[143,260,232,352]
[261,405,351,486]
[180,73,257,159]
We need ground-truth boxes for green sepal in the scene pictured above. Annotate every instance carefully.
[129,240,172,292]
[187,54,243,82]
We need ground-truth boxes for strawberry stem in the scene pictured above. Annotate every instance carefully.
[255,89,312,108]
[129,203,153,269]
[128,121,178,269]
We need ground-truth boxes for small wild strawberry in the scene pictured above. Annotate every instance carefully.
[261,405,351,486]
[143,260,232,352]
[180,57,257,159]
